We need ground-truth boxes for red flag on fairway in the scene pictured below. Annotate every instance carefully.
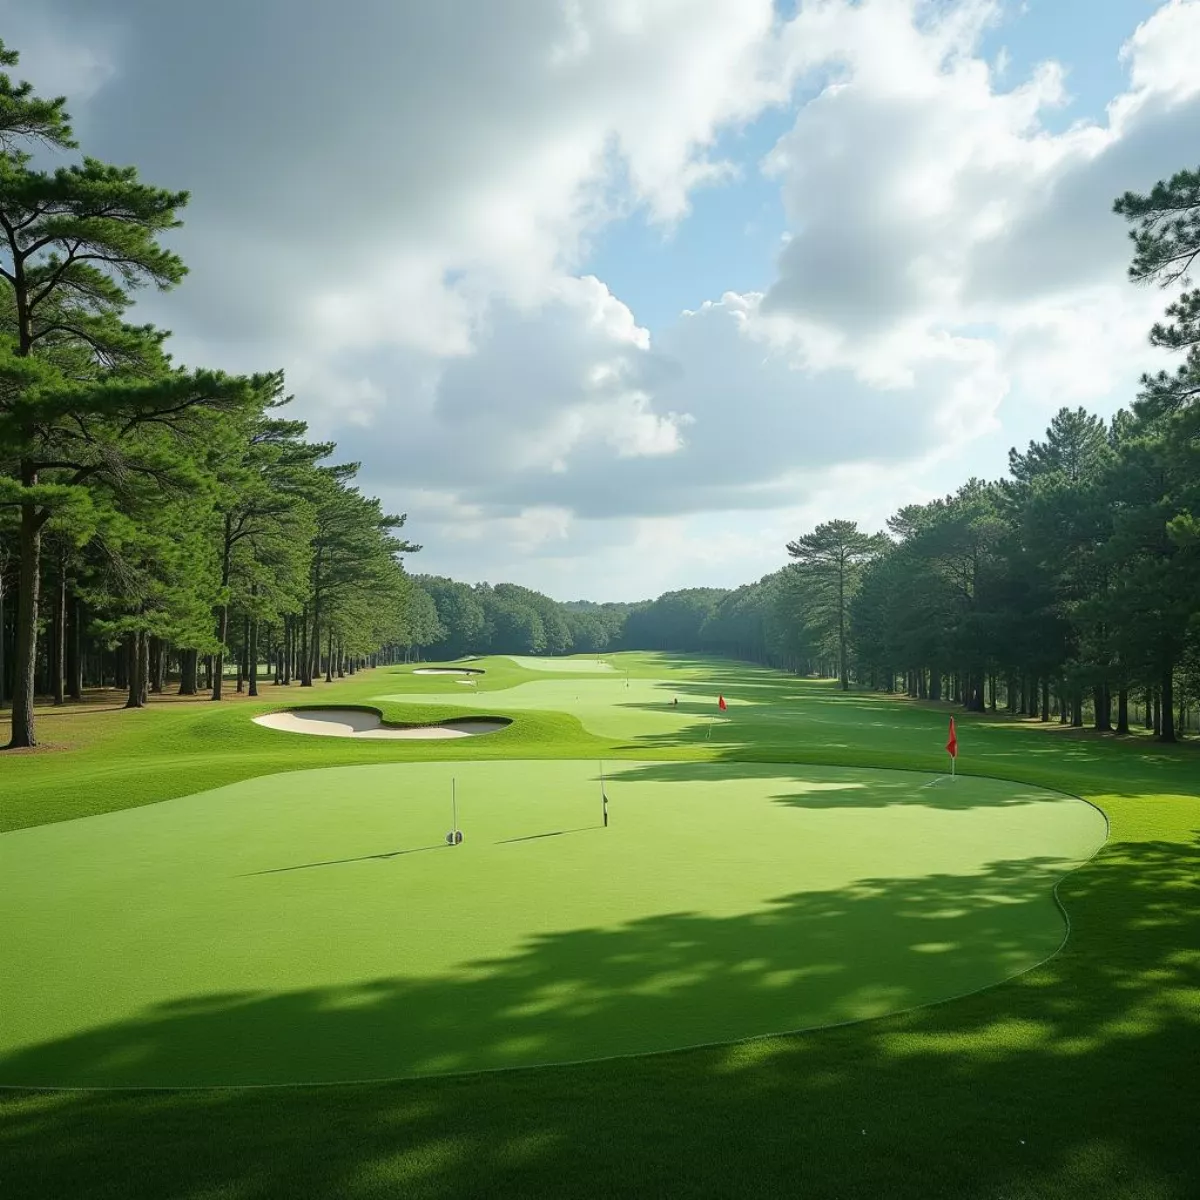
[946,716,958,759]
[718,694,727,711]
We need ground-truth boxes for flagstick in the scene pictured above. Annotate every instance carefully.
[452,777,458,839]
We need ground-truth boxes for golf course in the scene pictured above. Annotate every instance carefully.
[3,652,1197,1197]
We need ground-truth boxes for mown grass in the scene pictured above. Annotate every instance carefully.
[2,651,1198,1199]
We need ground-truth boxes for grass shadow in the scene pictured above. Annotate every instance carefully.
[2,840,1198,1197]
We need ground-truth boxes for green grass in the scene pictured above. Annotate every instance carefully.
[1,760,1103,1086]
[502,654,618,672]
[2,652,1198,1199]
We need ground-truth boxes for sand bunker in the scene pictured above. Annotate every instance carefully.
[411,667,483,676]
[253,709,508,739]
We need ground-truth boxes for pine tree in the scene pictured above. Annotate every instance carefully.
[786,520,887,690]
[0,45,265,746]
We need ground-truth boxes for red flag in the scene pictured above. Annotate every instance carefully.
[718,694,727,711]
[946,716,958,759]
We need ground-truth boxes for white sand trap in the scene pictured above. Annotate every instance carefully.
[411,667,482,676]
[253,709,508,739]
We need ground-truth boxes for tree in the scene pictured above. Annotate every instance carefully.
[0,39,74,151]
[1113,164,1200,740]
[0,48,263,747]
[786,520,887,690]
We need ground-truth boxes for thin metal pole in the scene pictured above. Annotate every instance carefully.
[452,777,457,833]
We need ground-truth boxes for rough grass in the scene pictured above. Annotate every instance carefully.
[2,652,1198,1199]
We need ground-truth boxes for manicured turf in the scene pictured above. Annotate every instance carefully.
[375,675,734,739]
[1,759,1103,1086]
[1,653,1198,1199]
[504,655,615,672]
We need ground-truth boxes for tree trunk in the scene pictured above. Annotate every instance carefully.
[7,495,42,748]
[299,606,312,686]
[148,636,163,694]
[1040,679,1050,722]
[237,613,249,694]
[283,617,293,685]
[1158,665,1176,743]
[1116,688,1129,735]
[325,624,334,684]
[139,631,150,706]
[52,561,66,706]
[211,615,227,701]
[1071,688,1083,728]
[0,561,6,710]
[837,563,848,691]
[1093,685,1112,732]
[124,633,145,709]
[179,649,198,695]
[67,595,83,700]
[248,616,260,698]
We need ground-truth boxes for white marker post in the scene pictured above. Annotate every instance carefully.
[447,776,461,845]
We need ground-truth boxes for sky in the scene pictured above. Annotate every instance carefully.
[4,0,1198,601]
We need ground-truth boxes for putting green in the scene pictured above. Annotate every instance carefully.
[0,759,1105,1087]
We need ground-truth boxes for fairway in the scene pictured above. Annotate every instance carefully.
[0,758,1104,1088]
[376,675,729,739]
[504,655,615,672]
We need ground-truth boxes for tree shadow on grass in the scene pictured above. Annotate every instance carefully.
[600,760,1072,811]
[611,682,1200,803]
[0,855,1079,1091]
[2,838,1197,1198]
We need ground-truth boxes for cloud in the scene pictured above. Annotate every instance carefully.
[5,0,1198,599]
[0,0,120,114]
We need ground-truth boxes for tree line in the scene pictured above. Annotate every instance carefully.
[0,40,422,748]
[671,164,1200,742]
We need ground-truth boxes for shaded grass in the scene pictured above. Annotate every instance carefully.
[2,761,1102,1086]
[2,652,1199,1198]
